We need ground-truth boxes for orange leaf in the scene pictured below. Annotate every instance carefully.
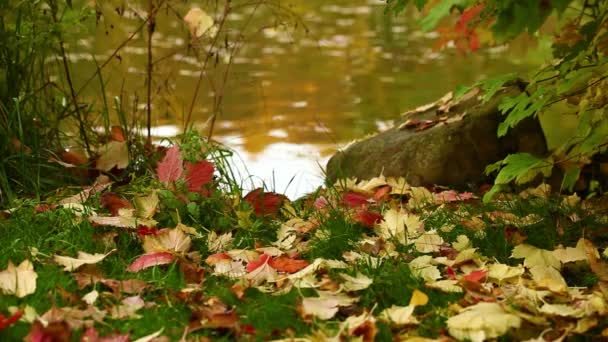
[353,210,383,228]
[463,270,487,283]
[269,255,310,273]
[246,254,271,272]
[110,126,126,142]
[100,192,133,216]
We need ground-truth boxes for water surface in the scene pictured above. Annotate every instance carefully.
[71,1,538,198]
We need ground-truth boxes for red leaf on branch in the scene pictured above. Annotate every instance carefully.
[127,252,175,272]
[269,255,310,273]
[157,145,183,183]
[100,192,133,216]
[185,160,215,193]
[0,310,23,330]
[245,254,271,272]
[244,189,288,216]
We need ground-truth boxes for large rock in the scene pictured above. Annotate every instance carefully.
[326,85,547,187]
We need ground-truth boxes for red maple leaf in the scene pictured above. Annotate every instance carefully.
[342,192,370,208]
[246,254,271,272]
[157,145,183,183]
[269,255,310,273]
[244,188,288,216]
[0,310,23,330]
[185,160,215,193]
[353,210,384,228]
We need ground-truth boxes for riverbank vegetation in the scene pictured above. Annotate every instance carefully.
[2,0,608,340]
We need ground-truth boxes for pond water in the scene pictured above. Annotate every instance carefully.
[70,0,540,198]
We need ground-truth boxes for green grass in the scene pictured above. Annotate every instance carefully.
[305,209,366,260]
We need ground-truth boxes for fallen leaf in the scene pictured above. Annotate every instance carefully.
[54,250,115,272]
[142,228,191,254]
[463,270,487,283]
[340,311,377,341]
[109,296,145,319]
[487,263,524,282]
[82,290,99,305]
[300,297,340,320]
[409,256,442,282]
[409,289,429,306]
[207,231,233,253]
[246,254,271,273]
[26,321,71,342]
[0,260,37,298]
[157,145,183,183]
[339,272,372,292]
[447,302,521,342]
[353,210,383,228]
[342,192,370,208]
[511,244,560,270]
[529,265,568,293]
[379,305,418,325]
[96,141,129,172]
[435,190,476,203]
[414,231,444,253]
[134,192,159,219]
[0,309,23,330]
[426,280,463,293]
[185,160,214,193]
[269,256,310,273]
[81,327,130,342]
[244,189,288,216]
[100,193,132,216]
[127,253,175,272]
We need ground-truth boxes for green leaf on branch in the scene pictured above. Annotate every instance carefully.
[498,88,552,137]
[497,153,553,185]
[483,153,554,202]
[454,73,518,102]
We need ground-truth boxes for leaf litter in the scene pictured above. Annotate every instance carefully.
[1,143,608,340]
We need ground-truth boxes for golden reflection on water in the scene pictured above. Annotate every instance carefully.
[71,1,539,197]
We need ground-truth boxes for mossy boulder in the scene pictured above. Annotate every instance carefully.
[326,85,547,187]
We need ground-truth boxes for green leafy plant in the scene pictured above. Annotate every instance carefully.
[387,0,608,199]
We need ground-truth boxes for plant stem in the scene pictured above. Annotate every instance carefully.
[50,0,91,155]
[146,0,156,144]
